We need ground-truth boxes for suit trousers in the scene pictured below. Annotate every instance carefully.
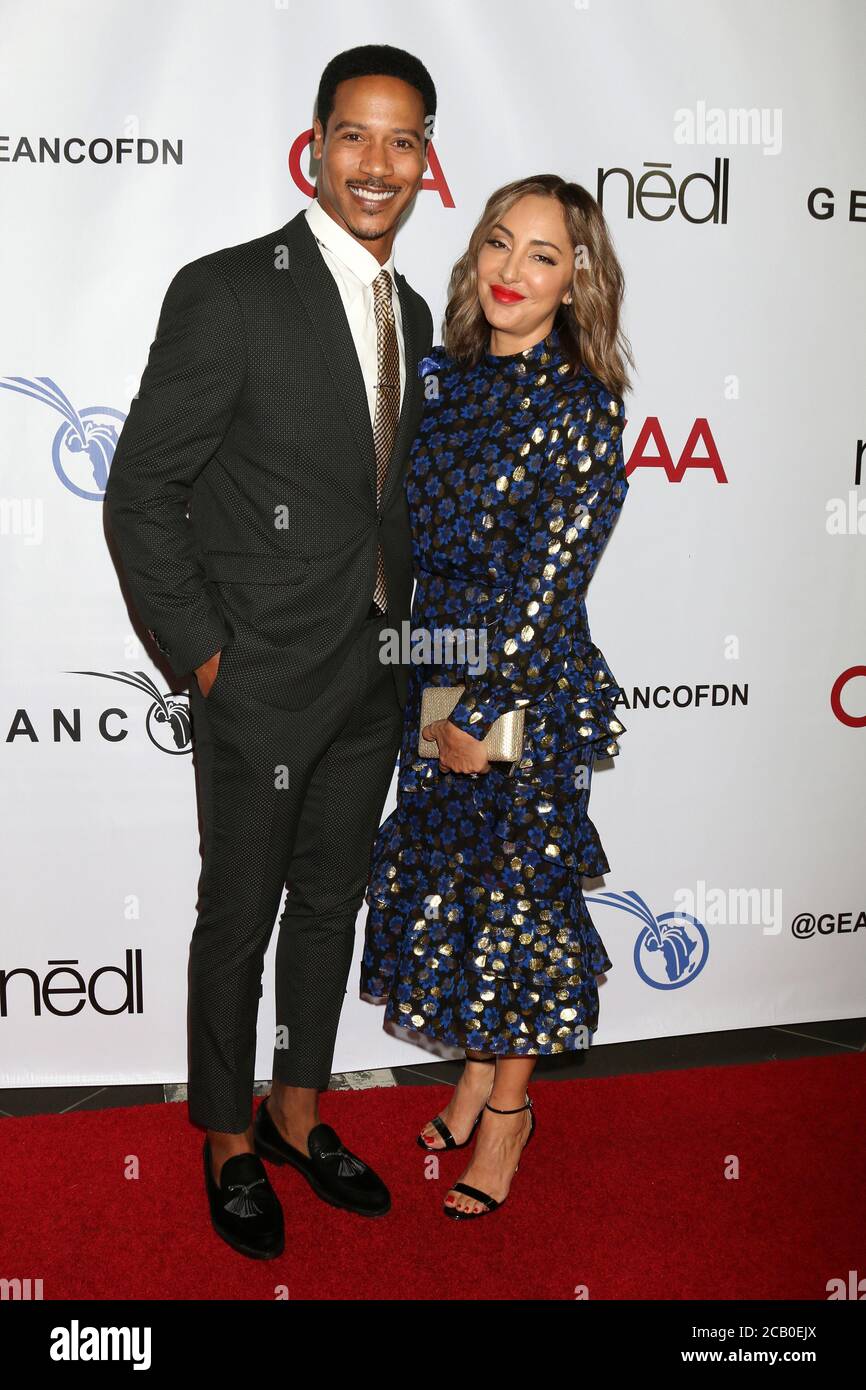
[186,606,404,1132]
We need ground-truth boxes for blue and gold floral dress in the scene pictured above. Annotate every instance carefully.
[360,325,629,1055]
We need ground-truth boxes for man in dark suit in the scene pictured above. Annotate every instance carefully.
[105,44,436,1258]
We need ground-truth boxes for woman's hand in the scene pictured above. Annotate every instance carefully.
[423,719,491,774]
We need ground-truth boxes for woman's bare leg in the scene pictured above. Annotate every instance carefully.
[418,1047,496,1149]
[444,1055,537,1214]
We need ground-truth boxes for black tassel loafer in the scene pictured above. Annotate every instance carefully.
[253,1095,391,1218]
[203,1139,285,1259]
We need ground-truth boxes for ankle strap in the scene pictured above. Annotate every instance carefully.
[485,1093,532,1115]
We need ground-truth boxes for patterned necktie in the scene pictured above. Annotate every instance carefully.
[370,268,400,613]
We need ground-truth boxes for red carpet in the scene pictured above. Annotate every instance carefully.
[2,1053,863,1300]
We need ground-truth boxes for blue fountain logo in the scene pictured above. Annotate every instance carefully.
[586,889,709,989]
[0,377,126,500]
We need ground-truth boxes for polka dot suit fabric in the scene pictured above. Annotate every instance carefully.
[104,209,434,1131]
[188,610,403,1131]
[360,326,629,1057]
[105,209,433,710]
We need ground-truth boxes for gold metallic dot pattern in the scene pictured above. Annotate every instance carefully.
[359,327,629,1056]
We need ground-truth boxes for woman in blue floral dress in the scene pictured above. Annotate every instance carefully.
[360,175,633,1219]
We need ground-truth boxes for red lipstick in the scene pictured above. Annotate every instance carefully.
[490,284,525,303]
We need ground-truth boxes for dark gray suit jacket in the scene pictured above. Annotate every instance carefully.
[105,207,433,709]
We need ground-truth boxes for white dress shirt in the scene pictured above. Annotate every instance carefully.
[304,196,405,425]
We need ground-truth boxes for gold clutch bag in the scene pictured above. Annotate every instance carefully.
[418,684,525,762]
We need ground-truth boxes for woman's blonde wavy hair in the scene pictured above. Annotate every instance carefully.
[443,173,634,400]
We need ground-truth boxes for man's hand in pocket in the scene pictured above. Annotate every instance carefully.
[195,647,222,698]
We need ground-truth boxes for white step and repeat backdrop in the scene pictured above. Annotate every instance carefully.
[2,0,864,1087]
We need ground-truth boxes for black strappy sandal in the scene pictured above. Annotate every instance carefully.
[443,1093,535,1219]
[416,1056,497,1151]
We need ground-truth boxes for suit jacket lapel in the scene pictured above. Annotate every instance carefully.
[282,209,421,510]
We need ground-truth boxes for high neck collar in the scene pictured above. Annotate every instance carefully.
[483,325,571,378]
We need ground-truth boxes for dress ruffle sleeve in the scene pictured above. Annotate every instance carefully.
[446,382,629,742]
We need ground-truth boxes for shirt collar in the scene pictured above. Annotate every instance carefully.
[305,195,397,288]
